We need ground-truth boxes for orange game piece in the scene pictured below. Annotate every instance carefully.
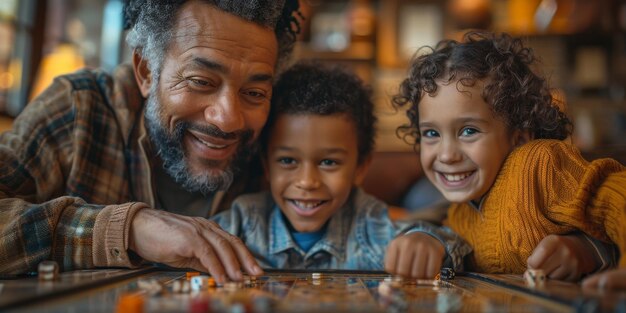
[186,272,201,280]
[207,277,216,288]
[116,293,144,313]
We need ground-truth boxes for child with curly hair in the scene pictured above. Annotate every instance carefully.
[393,31,626,289]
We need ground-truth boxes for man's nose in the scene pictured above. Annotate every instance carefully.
[203,88,245,133]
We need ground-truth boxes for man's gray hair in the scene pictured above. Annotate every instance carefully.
[124,0,300,81]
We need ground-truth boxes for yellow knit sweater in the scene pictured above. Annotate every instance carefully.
[446,139,626,273]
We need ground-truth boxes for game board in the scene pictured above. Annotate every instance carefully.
[1,268,624,312]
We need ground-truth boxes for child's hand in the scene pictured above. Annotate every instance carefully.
[582,268,626,290]
[527,234,598,282]
[384,232,445,279]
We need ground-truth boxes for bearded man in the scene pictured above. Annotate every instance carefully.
[0,0,301,283]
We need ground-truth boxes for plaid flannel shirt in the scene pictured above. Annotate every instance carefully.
[0,65,258,274]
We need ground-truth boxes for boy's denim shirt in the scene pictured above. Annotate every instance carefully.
[211,188,471,270]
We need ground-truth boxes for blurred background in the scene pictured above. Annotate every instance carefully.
[1,0,625,162]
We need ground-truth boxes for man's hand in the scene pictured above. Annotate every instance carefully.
[582,268,626,290]
[527,234,598,282]
[129,209,263,283]
[384,232,445,279]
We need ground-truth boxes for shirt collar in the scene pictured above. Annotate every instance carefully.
[269,207,300,255]
[468,195,486,211]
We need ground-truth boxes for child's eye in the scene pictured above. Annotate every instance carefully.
[319,159,338,167]
[278,157,296,165]
[460,127,479,137]
[421,129,439,138]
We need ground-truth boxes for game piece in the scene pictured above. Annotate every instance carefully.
[224,282,243,292]
[37,260,59,281]
[439,268,455,281]
[523,269,546,287]
[207,277,216,288]
[171,279,182,293]
[378,280,393,297]
[191,275,211,292]
[171,279,191,294]
[243,276,257,287]
[137,278,163,295]
[384,275,404,288]
[186,272,200,280]
[415,279,440,286]
[181,280,191,293]
[310,272,323,286]
[116,293,145,313]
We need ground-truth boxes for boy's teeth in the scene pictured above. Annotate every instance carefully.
[443,172,472,182]
[292,200,323,210]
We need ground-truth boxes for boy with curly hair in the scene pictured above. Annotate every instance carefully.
[211,62,468,272]
[393,31,626,289]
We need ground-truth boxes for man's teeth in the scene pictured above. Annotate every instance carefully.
[443,172,472,182]
[196,136,227,149]
[292,200,324,210]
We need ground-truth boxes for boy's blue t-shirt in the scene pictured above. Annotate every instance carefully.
[284,212,327,252]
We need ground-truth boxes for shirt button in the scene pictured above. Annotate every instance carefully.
[112,248,121,258]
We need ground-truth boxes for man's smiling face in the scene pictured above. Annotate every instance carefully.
[142,2,278,193]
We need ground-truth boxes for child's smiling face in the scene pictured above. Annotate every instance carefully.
[265,113,368,232]
[418,81,525,203]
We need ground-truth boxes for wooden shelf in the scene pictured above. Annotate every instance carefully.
[294,42,374,61]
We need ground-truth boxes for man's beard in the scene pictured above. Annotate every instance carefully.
[144,90,257,194]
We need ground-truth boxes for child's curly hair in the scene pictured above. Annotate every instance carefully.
[393,31,573,147]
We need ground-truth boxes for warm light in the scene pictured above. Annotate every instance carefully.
[448,0,492,29]
[30,44,85,100]
[508,0,541,34]
[0,71,13,89]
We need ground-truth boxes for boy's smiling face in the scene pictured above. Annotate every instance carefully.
[418,81,524,203]
[265,114,368,232]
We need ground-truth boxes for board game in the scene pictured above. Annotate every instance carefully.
[1,267,624,312]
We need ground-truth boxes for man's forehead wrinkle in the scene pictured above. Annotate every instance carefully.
[174,35,276,60]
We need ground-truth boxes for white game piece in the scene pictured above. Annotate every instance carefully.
[378,281,392,296]
[171,280,182,293]
[38,260,59,281]
[524,269,546,287]
[181,280,191,293]
[190,275,211,291]
[137,278,163,295]
[223,282,243,292]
